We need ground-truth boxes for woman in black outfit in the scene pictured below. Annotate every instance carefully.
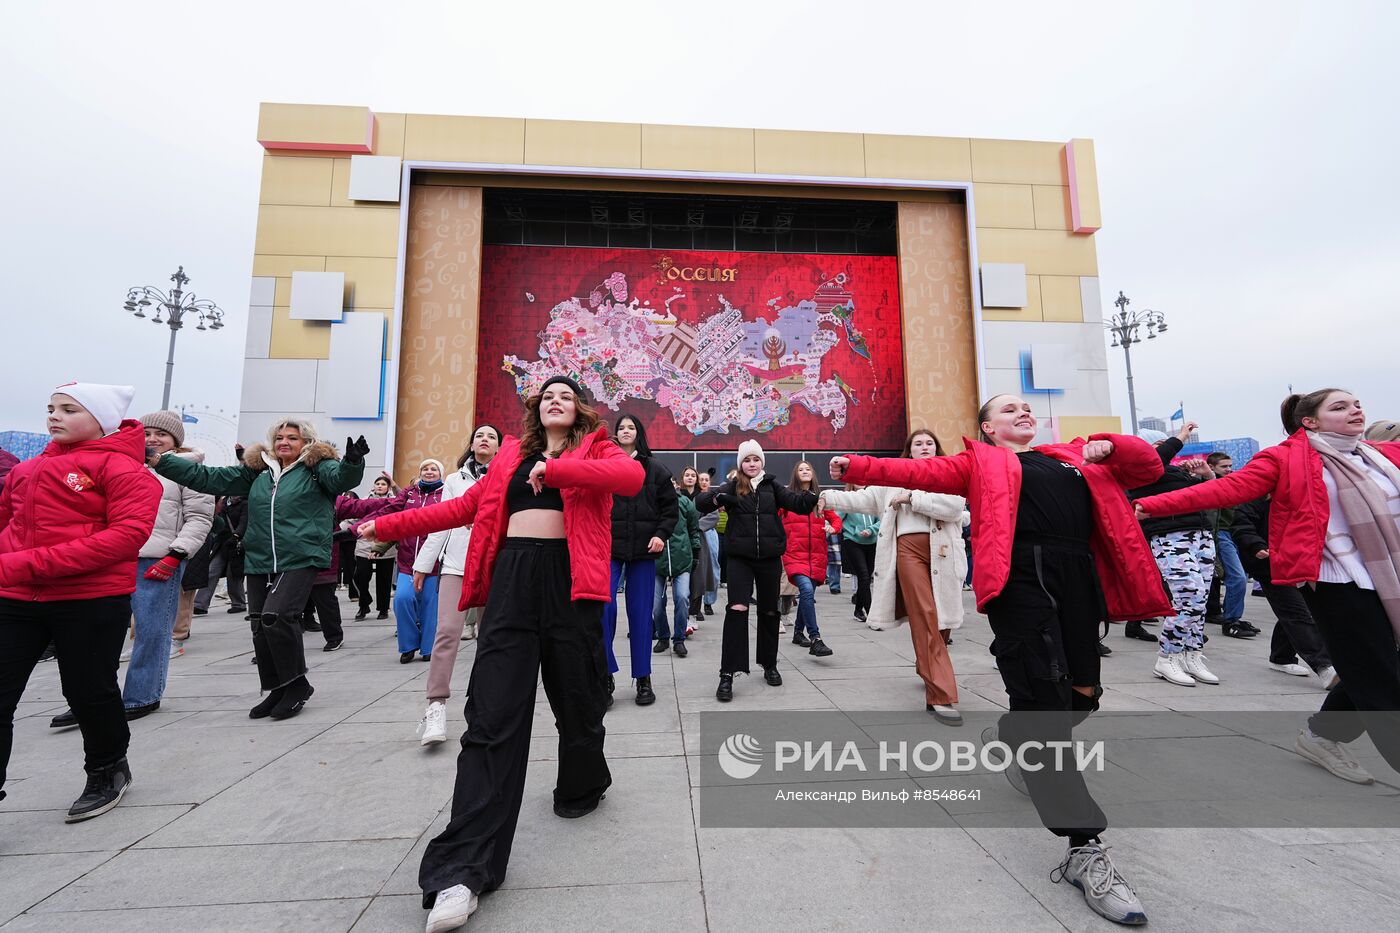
[697,440,817,701]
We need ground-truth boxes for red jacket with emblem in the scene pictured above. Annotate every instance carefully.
[844,434,1173,621]
[780,507,842,583]
[369,427,644,609]
[1137,430,1400,586]
[0,420,163,602]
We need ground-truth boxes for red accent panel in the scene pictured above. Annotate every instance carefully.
[476,245,907,450]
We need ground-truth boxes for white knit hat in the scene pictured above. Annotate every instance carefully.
[736,439,765,469]
[420,458,445,475]
[1137,428,1168,445]
[53,382,136,435]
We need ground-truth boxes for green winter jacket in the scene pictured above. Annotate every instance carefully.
[154,441,364,574]
[659,493,701,579]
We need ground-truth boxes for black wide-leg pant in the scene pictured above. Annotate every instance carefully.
[246,570,316,691]
[984,537,1108,839]
[420,538,610,903]
[721,554,783,674]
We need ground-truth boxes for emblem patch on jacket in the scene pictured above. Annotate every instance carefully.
[64,472,94,492]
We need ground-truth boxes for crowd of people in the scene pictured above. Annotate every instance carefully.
[2,377,1398,932]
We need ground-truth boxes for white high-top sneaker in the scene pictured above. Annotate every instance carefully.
[1153,652,1195,687]
[418,701,447,746]
[1182,650,1220,685]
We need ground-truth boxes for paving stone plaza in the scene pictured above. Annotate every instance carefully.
[3,587,1397,932]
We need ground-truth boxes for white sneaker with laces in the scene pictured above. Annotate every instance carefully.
[1153,652,1195,687]
[419,701,447,746]
[168,640,184,660]
[425,884,477,933]
[1270,661,1312,677]
[1295,728,1375,784]
[1182,650,1219,685]
[1055,840,1147,925]
[1317,665,1340,689]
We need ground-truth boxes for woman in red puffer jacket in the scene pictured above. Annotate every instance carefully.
[780,460,841,657]
[0,383,162,825]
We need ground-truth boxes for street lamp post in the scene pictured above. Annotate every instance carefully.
[122,266,226,410]
[1103,291,1167,435]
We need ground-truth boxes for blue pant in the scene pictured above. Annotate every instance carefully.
[653,570,691,643]
[123,557,184,709]
[1216,530,1247,622]
[394,572,440,656]
[703,529,720,607]
[792,574,821,639]
[604,559,656,678]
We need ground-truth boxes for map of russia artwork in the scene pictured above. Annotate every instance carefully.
[477,245,907,450]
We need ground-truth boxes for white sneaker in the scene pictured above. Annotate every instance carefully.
[1182,650,1219,685]
[460,623,476,641]
[425,884,477,933]
[1270,661,1312,677]
[1055,841,1147,925]
[778,618,788,634]
[418,701,447,746]
[1153,652,1195,687]
[169,640,184,660]
[1317,665,1340,690]
[1295,729,1375,784]
[119,645,133,664]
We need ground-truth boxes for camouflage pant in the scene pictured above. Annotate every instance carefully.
[1150,530,1216,654]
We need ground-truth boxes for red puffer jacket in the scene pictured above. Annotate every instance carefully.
[1137,430,1400,586]
[845,434,1173,621]
[0,420,163,602]
[371,426,644,609]
[781,507,842,583]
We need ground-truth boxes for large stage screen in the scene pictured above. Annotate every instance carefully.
[475,245,907,450]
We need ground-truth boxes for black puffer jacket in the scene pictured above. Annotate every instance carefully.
[1127,437,1209,537]
[696,474,818,561]
[1230,497,1273,582]
[610,455,679,562]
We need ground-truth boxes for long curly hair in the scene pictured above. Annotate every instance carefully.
[519,390,602,458]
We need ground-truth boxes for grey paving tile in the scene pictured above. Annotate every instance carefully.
[0,851,112,925]
[0,805,190,855]
[1,899,369,932]
[353,883,706,933]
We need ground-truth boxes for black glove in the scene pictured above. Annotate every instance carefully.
[344,435,370,464]
[716,492,740,509]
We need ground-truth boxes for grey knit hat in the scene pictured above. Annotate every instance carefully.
[140,410,185,447]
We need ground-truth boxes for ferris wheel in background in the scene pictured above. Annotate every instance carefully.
[175,405,240,466]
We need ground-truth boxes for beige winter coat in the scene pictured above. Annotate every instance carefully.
[139,448,215,559]
[821,485,969,631]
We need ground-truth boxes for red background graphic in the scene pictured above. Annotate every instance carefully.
[475,245,907,450]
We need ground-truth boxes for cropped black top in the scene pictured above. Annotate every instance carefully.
[507,454,565,514]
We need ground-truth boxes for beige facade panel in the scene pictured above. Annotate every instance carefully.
[754,129,865,177]
[640,124,756,173]
[1032,185,1071,230]
[268,307,330,359]
[1040,274,1085,323]
[259,156,334,206]
[330,158,353,207]
[1067,138,1102,232]
[525,119,642,168]
[257,103,372,150]
[981,275,1044,322]
[402,114,526,163]
[374,112,407,158]
[254,204,400,258]
[253,254,326,278]
[325,256,399,311]
[1056,415,1123,439]
[863,134,972,182]
[975,227,1099,276]
[970,139,1067,186]
[972,183,1036,230]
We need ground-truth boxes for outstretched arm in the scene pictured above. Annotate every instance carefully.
[543,442,645,495]
[843,452,973,496]
[1137,451,1281,517]
[773,486,818,515]
[818,486,883,515]
[370,481,483,542]
[154,453,256,497]
[908,491,966,522]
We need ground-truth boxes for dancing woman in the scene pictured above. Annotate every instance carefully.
[830,395,1169,926]
[779,461,841,658]
[356,376,642,933]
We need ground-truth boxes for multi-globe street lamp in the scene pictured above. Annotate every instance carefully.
[1103,291,1167,435]
[122,266,225,410]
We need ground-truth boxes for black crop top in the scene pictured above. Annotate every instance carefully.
[507,454,564,514]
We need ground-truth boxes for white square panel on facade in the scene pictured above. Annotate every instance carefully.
[980,263,1027,308]
[290,271,345,321]
[1080,276,1104,324]
[244,305,273,359]
[325,312,385,418]
[240,359,319,412]
[1030,343,1079,390]
[348,155,403,202]
[249,275,275,307]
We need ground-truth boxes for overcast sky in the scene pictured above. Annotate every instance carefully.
[3,0,1395,448]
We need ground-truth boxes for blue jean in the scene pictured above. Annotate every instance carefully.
[792,574,821,639]
[604,559,656,678]
[703,529,720,607]
[394,571,440,655]
[653,571,691,643]
[1216,531,1247,622]
[123,557,185,708]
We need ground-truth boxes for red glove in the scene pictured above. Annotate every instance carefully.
[144,555,182,582]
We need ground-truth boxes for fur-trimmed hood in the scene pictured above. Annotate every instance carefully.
[242,441,339,472]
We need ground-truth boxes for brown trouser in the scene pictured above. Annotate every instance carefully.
[895,534,958,706]
[427,574,483,702]
[171,590,197,641]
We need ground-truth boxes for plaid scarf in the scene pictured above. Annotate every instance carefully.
[1309,432,1400,640]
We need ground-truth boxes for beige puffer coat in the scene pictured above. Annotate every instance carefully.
[139,448,215,559]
